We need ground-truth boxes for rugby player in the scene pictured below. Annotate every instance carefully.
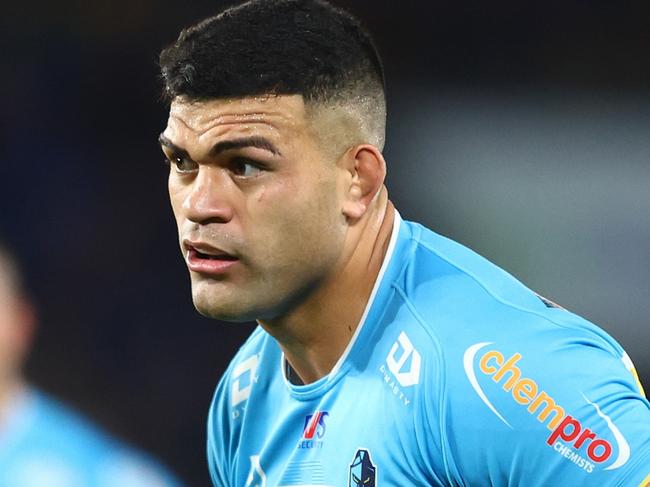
[158,1,650,485]
[0,241,184,487]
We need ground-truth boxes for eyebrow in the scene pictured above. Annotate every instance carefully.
[158,134,281,157]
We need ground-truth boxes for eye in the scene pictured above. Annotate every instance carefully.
[231,157,264,178]
[166,154,198,174]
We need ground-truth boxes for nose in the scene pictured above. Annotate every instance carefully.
[182,166,234,224]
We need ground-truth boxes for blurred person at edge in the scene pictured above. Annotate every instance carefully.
[0,240,185,487]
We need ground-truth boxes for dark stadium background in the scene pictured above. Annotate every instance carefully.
[1,1,648,485]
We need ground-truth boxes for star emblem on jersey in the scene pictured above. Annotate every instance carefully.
[348,449,376,487]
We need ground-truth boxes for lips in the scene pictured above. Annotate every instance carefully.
[184,241,239,275]
[191,248,237,260]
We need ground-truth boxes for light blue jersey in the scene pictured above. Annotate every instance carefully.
[0,388,184,487]
[207,212,650,486]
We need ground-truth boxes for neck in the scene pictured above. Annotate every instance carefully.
[259,188,395,384]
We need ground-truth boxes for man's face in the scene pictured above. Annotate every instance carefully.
[162,95,349,322]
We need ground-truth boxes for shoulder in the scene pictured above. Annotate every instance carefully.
[393,220,641,411]
[208,325,270,417]
[391,221,650,485]
[2,389,182,487]
[26,390,120,455]
[206,326,274,484]
[394,220,625,357]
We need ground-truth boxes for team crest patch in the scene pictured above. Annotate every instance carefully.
[349,449,376,486]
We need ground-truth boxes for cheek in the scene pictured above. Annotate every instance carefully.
[252,174,336,225]
[255,178,342,253]
[168,176,185,225]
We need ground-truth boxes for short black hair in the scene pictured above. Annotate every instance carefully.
[159,0,385,106]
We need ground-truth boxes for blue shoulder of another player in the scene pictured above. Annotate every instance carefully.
[0,388,184,487]
[393,220,650,486]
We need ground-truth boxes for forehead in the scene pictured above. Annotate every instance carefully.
[164,94,309,144]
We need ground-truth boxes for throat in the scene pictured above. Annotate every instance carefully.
[280,338,348,385]
[284,359,305,386]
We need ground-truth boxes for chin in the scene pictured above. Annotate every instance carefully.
[191,292,258,323]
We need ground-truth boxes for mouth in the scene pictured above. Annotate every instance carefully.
[189,248,238,261]
[184,242,240,275]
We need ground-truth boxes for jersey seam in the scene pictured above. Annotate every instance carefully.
[392,283,462,487]
[397,222,463,486]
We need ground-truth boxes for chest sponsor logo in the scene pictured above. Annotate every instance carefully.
[303,411,328,439]
[463,342,631,473]
[298,411,328,449]
[349,449,377,487]
[231,354,260,420]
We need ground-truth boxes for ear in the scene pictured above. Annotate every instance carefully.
[340,144,387,220]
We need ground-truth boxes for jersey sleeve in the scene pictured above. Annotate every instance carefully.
[442,313,650,486]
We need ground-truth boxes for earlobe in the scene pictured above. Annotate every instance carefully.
[341,144,386,221]
[342,188,367,220]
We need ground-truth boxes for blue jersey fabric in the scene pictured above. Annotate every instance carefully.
[207,212,650,486]
[0,388,184,487]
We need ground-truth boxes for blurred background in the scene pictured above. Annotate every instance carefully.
[1,1,648,485]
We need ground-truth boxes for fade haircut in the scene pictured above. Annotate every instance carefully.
[159,0,387,150]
